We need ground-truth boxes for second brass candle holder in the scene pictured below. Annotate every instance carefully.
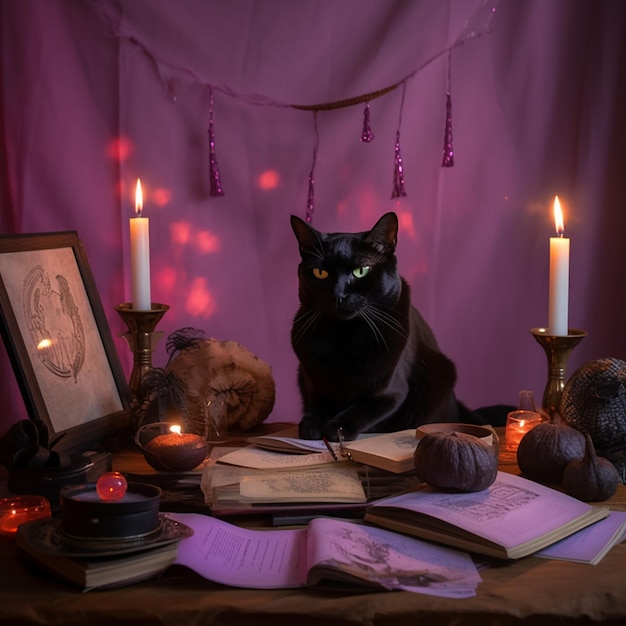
[530,327,587,420]
[115,303,169,403]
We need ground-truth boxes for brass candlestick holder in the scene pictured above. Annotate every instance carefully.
[115,303,169,402]
[530,328,587,420]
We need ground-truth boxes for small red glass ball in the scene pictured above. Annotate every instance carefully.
[96,471,128,501]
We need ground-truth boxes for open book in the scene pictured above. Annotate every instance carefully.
[201,459,422,525]
[203,462,367,505]
[341,429,418,473]
[364,471,610,560]
[247,429,418,473]
[165,511,482,597]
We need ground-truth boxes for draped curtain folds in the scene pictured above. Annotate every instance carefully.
[0,0,624,430]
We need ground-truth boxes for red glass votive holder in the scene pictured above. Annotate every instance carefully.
[0,495,52,536]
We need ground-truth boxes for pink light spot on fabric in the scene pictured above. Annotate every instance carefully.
[171,221,192,246]
[195,230,220,254]
[258,170,280,190]
[106,136,134,162]
[152,187,172,207]
[186,278,216,318]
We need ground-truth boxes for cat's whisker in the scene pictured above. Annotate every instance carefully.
[292,309,321,345]
[364,305,408,340]
[360,309,391,352]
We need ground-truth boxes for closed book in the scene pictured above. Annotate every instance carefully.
[18,536,179,591]
[16,515,192,591]
[342,429,418,473]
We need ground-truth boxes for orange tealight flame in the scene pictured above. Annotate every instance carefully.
[135,178,143,217]
[169,425,182,435]
[553,195,564,237]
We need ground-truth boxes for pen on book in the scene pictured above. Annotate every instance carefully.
[322,437,338,461]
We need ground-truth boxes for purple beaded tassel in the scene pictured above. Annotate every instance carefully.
[391,82,408,199]
[441,52,455,167]
[391,131,407,199]
[360,102,374,143]
[208,87,224,196]
[305,111,320,223]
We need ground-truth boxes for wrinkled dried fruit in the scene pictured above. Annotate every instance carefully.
[413,431,498,492]
[516,422,586,484]
[563,433,620,501]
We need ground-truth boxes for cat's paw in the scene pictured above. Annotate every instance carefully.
[320,420,355,442]
[298,419,324,440]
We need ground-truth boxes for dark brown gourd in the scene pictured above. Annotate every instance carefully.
[562,434,620,501]
[516,421,586,484]
[413,431,498,492]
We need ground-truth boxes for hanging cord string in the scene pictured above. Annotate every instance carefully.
[90,0,487,113]
[90,0,500,112]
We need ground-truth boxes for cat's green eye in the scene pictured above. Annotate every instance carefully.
[312,268,329,280]
[352,266,371,279]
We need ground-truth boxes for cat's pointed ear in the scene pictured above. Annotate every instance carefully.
[365,212,398,253]
[290,215,321,253]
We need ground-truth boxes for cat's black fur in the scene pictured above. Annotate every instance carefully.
[291,211,486,441]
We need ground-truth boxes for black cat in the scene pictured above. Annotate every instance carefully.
[290,211,485,441]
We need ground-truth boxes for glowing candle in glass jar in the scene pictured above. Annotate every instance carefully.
[548,196,570,336]
[0,495,51,536]
[130,178,151,310]
[143,424,208,472]
[505,410,543,452]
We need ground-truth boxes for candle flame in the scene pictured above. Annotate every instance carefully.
[135,178,143,217]
[553,195,564,237]
[169,425,182,435]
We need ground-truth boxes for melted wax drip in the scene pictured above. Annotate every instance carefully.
[391,130,407,198]
[208,89,224,197]
[441,92,454,167]
[360,102,374,143]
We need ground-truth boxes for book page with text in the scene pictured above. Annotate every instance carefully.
[370,472,606,549]
[165,513,309,588]
[238,465,367,503]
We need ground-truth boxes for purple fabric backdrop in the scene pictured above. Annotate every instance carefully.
[1,0,625,432]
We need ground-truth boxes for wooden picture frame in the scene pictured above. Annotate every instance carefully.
[0,231,131,452]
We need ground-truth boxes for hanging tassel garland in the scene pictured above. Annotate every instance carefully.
[305,111,320,222]
[208,87,224,197]
[360,102,374,143]
[96,2,503,204]
[441,92,454,167]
